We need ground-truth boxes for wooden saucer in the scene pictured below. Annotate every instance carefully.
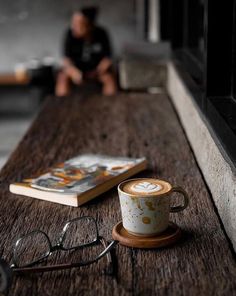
[112,221,181,248]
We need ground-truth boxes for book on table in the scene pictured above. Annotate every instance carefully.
[9,154,147,207]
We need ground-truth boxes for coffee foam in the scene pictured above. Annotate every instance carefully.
[121,178,171,196]
[131,181,162,193]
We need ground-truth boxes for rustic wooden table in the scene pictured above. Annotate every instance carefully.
[0,93,236,296]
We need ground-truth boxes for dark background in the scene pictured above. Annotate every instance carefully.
[0,0,137,72]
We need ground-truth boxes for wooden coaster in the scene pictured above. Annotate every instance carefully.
[112,221,181,248]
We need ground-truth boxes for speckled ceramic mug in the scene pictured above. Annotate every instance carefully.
[118,178,189,236]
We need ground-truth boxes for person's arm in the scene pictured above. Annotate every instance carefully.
[96,30,113,75]
[63,58,83,84]
[96,58,112,75]
[63,30,83,84]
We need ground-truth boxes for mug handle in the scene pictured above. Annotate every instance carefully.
[170,186,189,213]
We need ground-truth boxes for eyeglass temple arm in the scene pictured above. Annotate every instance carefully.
[12,240,118,274]
[98,237,116,275]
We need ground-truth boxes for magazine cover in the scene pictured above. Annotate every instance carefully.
[30,154,146,194]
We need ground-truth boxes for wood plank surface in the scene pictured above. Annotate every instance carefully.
[0,92,236,296]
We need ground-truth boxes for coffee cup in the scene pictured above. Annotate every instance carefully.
[118,178,189,236]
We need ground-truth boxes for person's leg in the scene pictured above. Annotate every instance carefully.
[55,71,71,97]
[98,71,118,96]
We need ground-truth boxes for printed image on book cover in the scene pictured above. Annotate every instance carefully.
[30,155,145,193]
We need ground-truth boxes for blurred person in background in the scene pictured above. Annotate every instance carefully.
[56,7,117,97]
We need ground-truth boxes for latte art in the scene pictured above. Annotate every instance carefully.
[131,181,162,193]
[121,178,171,196]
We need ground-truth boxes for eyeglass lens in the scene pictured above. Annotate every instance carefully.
[14,231,51,267]
[61,217,106,263]
[61,217,98,249]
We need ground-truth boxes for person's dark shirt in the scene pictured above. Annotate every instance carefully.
[63,26,111,72]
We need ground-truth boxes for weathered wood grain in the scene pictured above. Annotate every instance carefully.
[0,92,236,296]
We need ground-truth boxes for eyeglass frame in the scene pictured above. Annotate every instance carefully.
[10,216,118,274]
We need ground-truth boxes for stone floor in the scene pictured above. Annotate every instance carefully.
[0,117,33,170]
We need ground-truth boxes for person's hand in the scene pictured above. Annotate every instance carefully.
[97,58,112,75]
[64,65,82,85]
[68,66,83,85]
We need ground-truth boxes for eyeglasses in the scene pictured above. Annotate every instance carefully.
[0,216,118,293]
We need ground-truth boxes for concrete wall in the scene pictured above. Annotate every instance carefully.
[0,0,137,72]
[167,61,236,251]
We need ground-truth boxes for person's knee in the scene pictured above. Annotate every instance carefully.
[56,70,71,97]
[98,71,118,96]
[57,70,69,82]
[99,71,116,84]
